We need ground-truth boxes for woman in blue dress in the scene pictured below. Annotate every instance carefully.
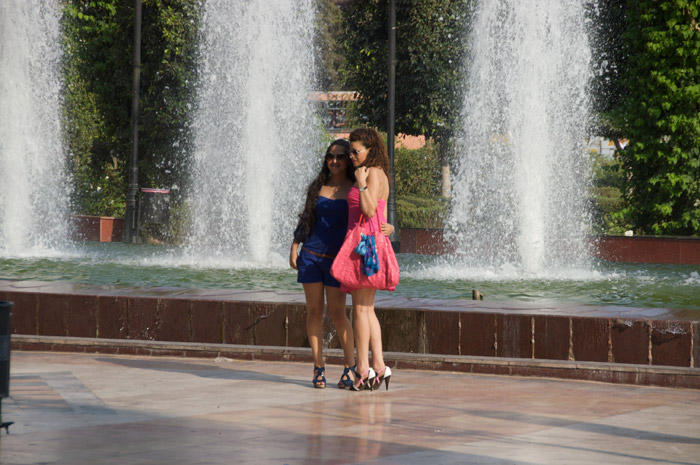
[290,139,357,389]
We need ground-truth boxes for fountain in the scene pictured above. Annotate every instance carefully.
[0,0,697,311]
[0,0,71,257]
[447,0,594,275]
[187,0,320,265]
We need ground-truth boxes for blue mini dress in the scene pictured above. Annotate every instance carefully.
[297,196,348,287]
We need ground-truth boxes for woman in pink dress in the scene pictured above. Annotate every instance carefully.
[345,128,395,391]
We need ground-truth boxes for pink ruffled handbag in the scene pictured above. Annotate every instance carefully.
[331,206,399,291]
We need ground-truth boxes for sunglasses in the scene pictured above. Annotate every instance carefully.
[326,153,349,161]
[349,148,369,156]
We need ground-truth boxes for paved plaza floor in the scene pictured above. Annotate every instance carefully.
[1,351,699,465]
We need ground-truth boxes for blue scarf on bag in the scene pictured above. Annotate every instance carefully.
[354,233,380,276]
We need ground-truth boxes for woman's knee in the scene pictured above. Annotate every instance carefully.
[306,303,324,321]
[328,306,349,324]
[352,289,376,306]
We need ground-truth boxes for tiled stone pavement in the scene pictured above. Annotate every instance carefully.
[1,351,699,465]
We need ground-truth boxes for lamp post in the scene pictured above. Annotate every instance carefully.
[387,0,398,250]
[123,0,143,243]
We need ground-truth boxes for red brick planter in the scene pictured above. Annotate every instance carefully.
[596,235,700,264]
[399,228,700,265]
[71,215,124,242]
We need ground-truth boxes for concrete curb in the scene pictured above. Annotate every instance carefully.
[11,335,700,390]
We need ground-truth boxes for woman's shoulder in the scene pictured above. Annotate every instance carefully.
[368,166,388,180]
[368,166,389,190]
[368,167,389,200]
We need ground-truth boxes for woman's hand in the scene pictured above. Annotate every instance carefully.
[380,223,394,237]
[355,166,369,187]
[289,242,299,270]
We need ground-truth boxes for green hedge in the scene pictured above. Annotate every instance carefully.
[394,139,446,228]
[396,195,448,229]
[394,139,441,197]
[589,151,631,234]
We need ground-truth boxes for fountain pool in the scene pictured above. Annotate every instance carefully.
[1,243,698,310]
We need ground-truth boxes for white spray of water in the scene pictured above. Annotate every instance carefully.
[447,0,594,275]
[187,0,320,265]
[0,1,70,257]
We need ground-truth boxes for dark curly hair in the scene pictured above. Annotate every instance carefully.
[294,139,354,243]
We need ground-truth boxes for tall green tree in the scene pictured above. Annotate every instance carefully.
[613,0,700,235]
[342,0,472,196]
[588,0,627,144]
[315,0,347,90]
[140,0,201,193]
[62,0,200,216]
[63,0,133,216]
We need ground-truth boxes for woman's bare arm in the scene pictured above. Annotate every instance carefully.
[357,167,384,218]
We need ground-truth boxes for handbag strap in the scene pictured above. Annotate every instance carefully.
[358,214,368,231]
[361,201,387,234]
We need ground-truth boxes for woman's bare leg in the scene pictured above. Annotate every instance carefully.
[351,288,376,387]
[326,286,355,368]
[368,310,386,373]
[303,282,325,369]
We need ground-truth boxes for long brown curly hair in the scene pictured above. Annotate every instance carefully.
[349,128,390,176]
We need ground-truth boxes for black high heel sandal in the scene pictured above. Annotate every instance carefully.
[337,365,356,389]
[312,366,326,389]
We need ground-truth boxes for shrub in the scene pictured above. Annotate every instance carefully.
[590,150,631,234]
[393,138,445,228]
[394,139,441,198]
[397,195,448,229]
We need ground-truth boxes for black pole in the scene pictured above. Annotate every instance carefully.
[124,0,143,243]
[0,301,13,434]
[387,0,398,249]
